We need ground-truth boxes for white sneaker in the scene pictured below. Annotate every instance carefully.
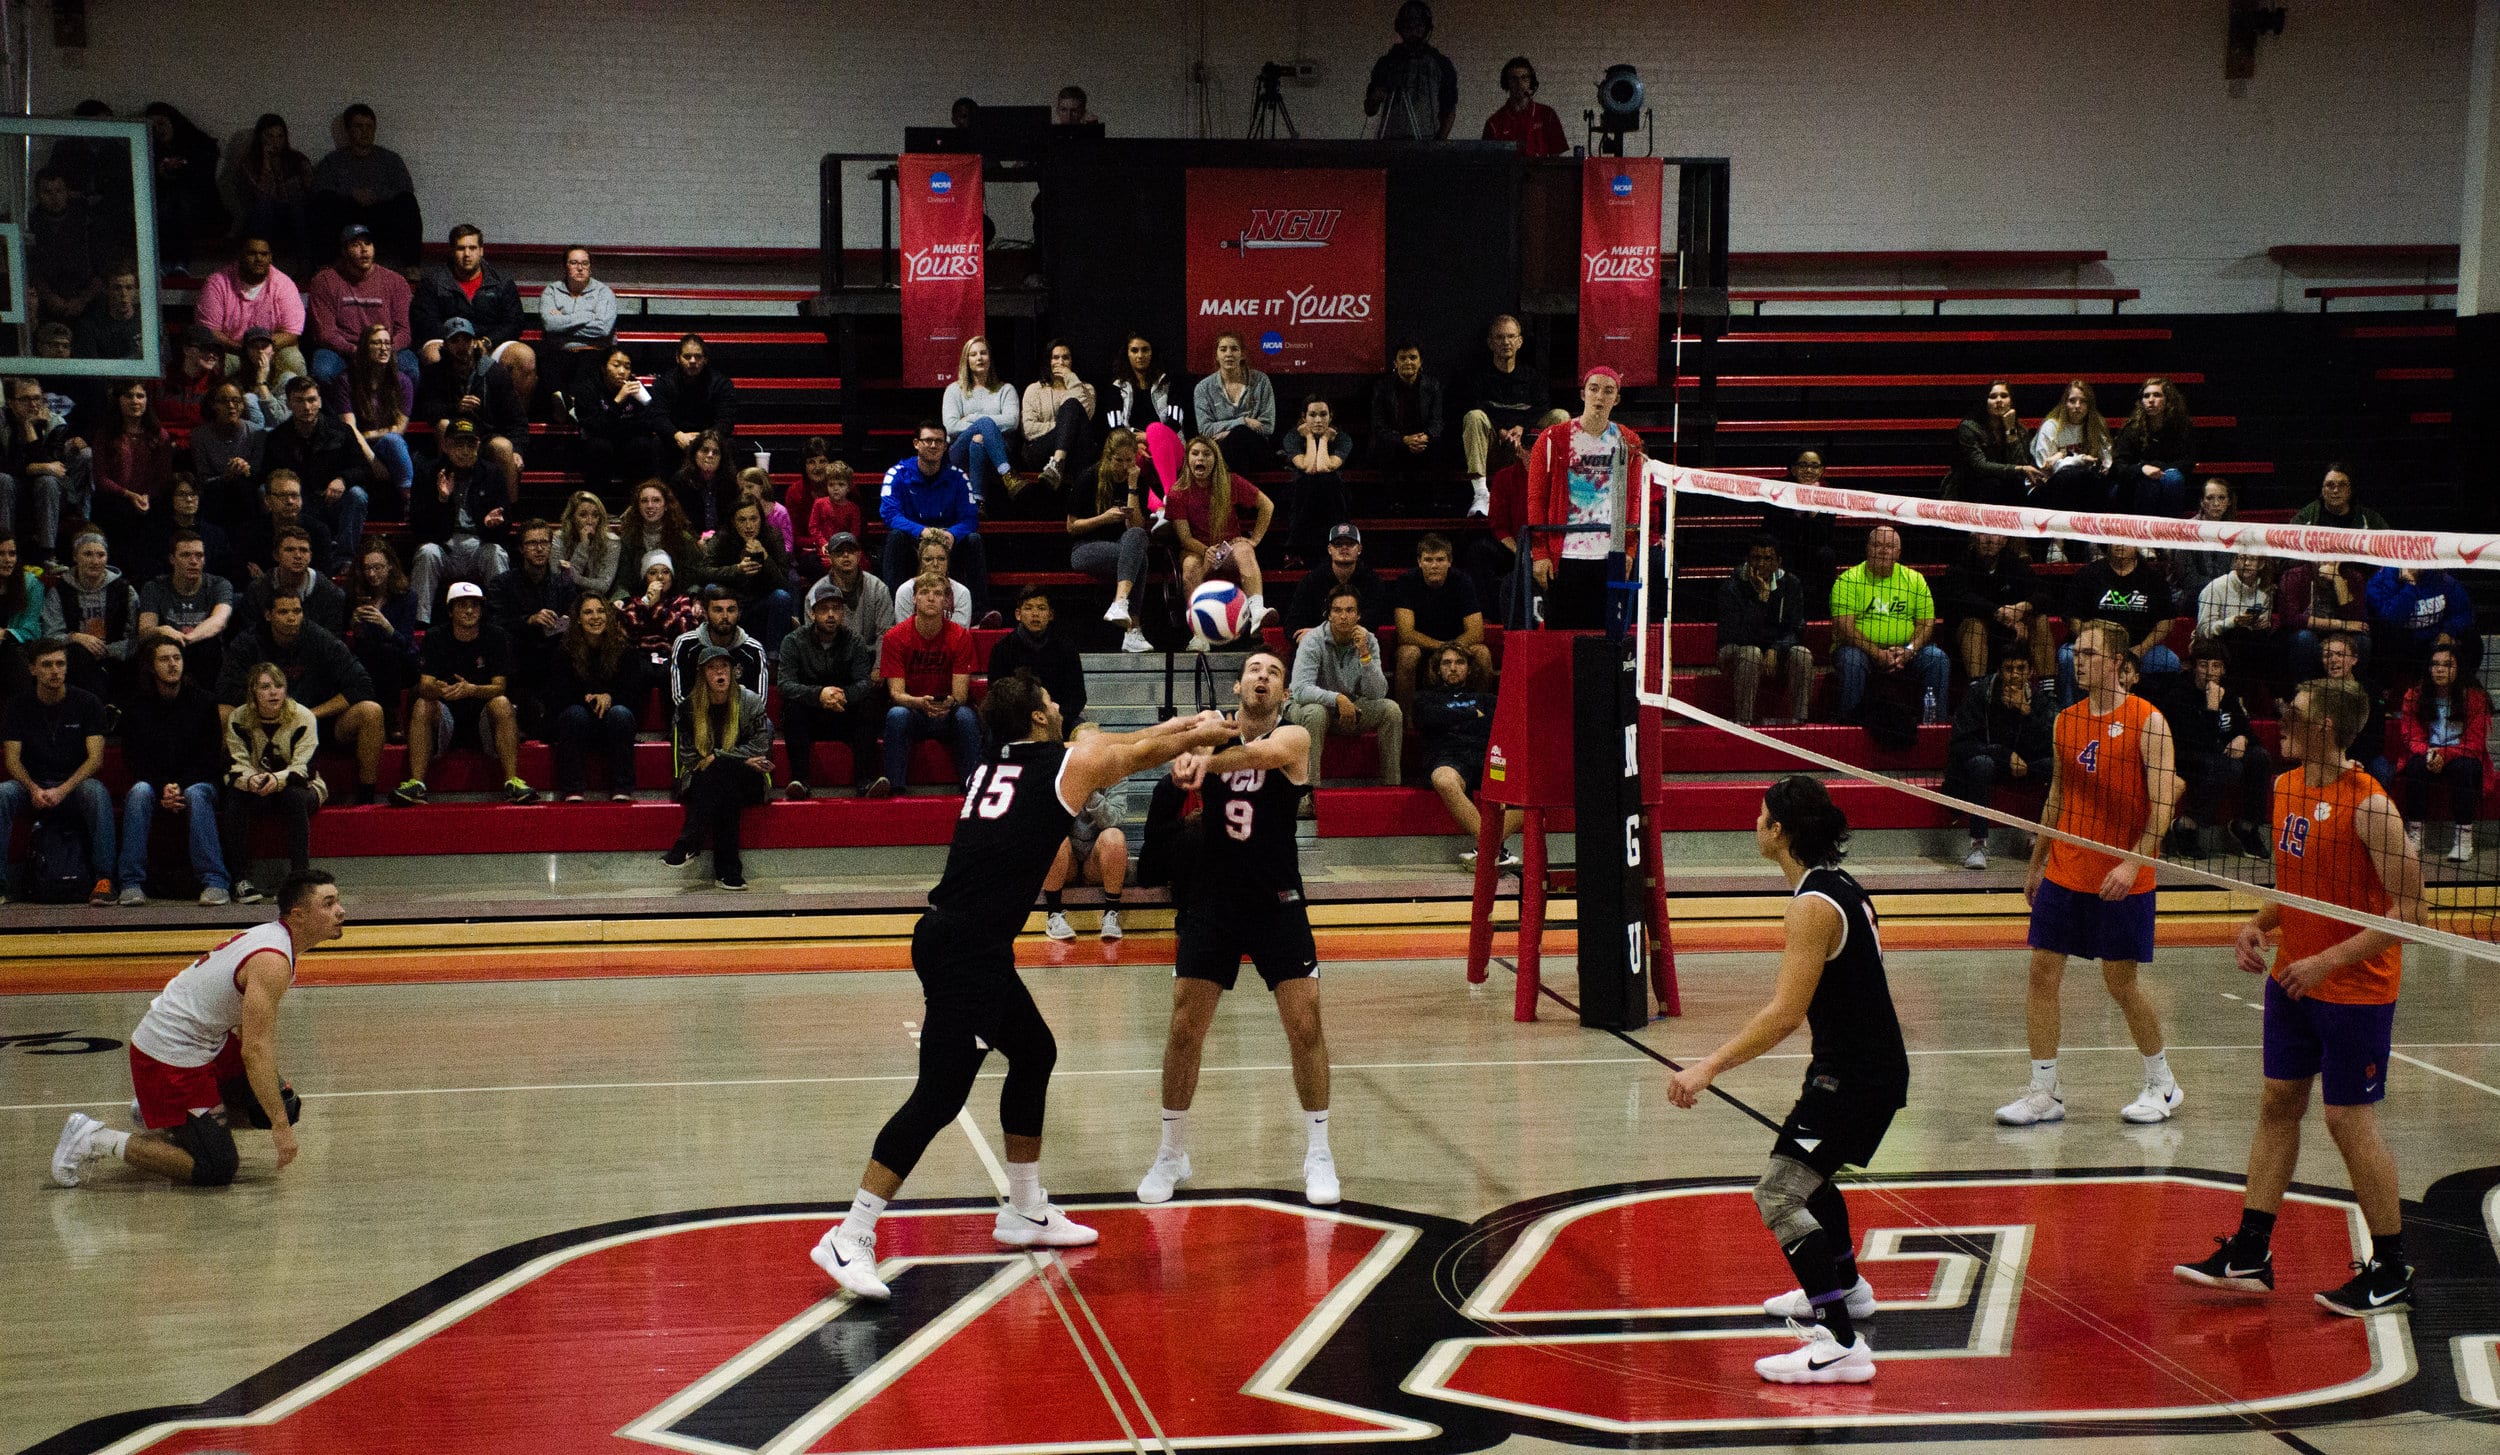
[1103,596,1132,624]
[52,1112,103,1187]
[994,1200,1100,1247]
[2406,823,2424,855]
[1137,1148,1192,1203]
[1044,911,1076,941]
[2450,826,2474,863]
[1121,627,1154,654]
[1467,479,1491,517]
[1753,1320,1875,1384]
[1186,632,1211,654]
[1099,909,1123,941]
[1763,1276,1877,1321]
[1497,850,1523,870]
[1304,1149,1341,1206]
[1995,1085,2066,1126]
[1962,842,1988,870]
[116,884,146,907]
[1458,847,1479,867]
[2121,1079,2185,1124]
[809,1227,891,1300]
[198,885,231,906]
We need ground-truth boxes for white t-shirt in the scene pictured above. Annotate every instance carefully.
[1563,425,1623,561]
[129,922,296,1067]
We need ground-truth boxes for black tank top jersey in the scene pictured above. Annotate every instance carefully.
[1197,733,1306,902]
[1794,867,1911,1106]
[925,740,1077,939]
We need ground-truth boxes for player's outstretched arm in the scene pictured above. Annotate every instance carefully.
[1066,712,1236,799]
[1199,723,1312,783]
[237,954,298,1169]
[1668,895,1836,1108]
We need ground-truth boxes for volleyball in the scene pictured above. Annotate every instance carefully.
[1187,580,1251,644]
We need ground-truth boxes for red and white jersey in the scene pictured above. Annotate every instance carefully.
[129,922,296,1068]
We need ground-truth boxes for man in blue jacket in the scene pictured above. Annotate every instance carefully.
[879,421,989,612]
[2366,565,2477,678]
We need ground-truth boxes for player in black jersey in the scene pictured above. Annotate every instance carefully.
[812,671,1234,1301]
[1669,776,1910,1386]
[1135,648,1342,1207]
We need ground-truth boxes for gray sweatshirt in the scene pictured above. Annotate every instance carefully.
[538,278,618,352]
[1290,624,1388,707]
[1193,369,1277,440]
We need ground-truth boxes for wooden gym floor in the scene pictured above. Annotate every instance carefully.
[5,916,2500,1455]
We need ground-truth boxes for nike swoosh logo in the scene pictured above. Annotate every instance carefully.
[2367,1287,2403,1306]
[2224,1264,2265,1278]
[1807,1351,1854,1369]
[1009,1210,1049,1226]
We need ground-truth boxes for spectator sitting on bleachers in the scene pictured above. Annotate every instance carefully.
[879,571,982,793]
[555,491,622,599]
[145,478,241,588]
[413,225,524,366]
[736,467,794,554]
[544,592,646,803]
[0,532,37,700]
[40,529,137,702]
[879,421,990,609]
[2319,632,2395,786]
[228,114,314,271]
[941,334,1019,503]
[622,551,700,676]
[114,635,228,905]
[1104,332,1188,444]
[1482,56,1566,156]
[310,104,421,270]
[260,378,365,570]
[2031,378,2111,519]
[2193,551,2278,680]
[219,661,323,901]
[1072,428,1152,652]
[2164,477,2241,601]
[1020,340,1096,496]
[1,636,112,901]
[1459,314,1565,518]
[487,519,575,702]
[1937,531,2051,683]
[793,441,858,568]
[1283,395,1352,566]
[240,526,345,645]
[667,645,773,890]
[539,246,617,407]
[214,588,383,804]
[1040,756,1127,942]
[1364,0,1458,139]
[235,472,333,583]
[397,581,534,806]
[2,374,84,563]
[1829,525,1950,724]
[1945,380,2043,507]
[1416,642,1520,864]
[777,582,883,799]
[415,319,527,499]
[1168,436,1273,647]
[407,423,510,623]
[986,584,1086,725]
[1941,644,2053,870]
[1392,531,1489,704]
[344,537,419,736]
[2161,641,2272,861]
[306,224,415,385]
[669,586,766,704]
[27,168,103,327]
[2057,543,2179,704]
[705,499,795,647]
[2369,563,2477,678]
[2397,643,2488,864]
[620,481,700,590]
[135,531,234,686]
[194,237,306,380]
[815,532,895,642]
[1192,333,1281,473]
[1525,366,1645,632]
[574,350,663,503]
[1289,583,1401,803]
[31,324,88,436]
[144,102,229,254]
[190,383,264,512]
[1286,523,1386,643]
[333,324,415,520]
[232,328,299,432]
[911,533,974,627]
[2110,375,2194,516]
[1369,342,1447,511]
[652,334,739,475]
[2289,462,2388,533]
[1714,533,1812,727]
[69,261,140,364]
[160,326,231,433]
[2278,556,2371,681]
[92,380,176,549]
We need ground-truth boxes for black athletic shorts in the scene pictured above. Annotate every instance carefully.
[1426,748,1483,795]
[911,912,1026,1024]
[1174,893,1319,992]
[1771,1071,1903,1178]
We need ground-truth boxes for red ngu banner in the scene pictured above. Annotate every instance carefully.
[1579,156,1663,387]
[899,153,985,388]
[1186,168,1386,374]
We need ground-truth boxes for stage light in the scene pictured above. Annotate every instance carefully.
[1592,64,1647,156]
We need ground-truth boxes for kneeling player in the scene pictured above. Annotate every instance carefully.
[53,871,346,1188]
[1137,648,1339,1206]
[1670,777,1908,1384]
[2175,678,2422,1314]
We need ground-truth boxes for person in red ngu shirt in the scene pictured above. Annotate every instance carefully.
[878,571,982,792]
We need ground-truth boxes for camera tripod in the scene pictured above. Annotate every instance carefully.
[1248,63,1299,140]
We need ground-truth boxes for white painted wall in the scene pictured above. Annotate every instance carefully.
[34,0,2475,310]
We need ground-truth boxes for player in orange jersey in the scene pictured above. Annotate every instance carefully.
[2001,620,2183,1127]
[2175,676,2422,1315]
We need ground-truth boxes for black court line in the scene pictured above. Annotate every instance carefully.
[1492,956,1785,1134]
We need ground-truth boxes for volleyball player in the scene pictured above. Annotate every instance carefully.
[812,674,1233,1301]
[51,871,346,1189]
[1135,648,1339,1207]
[2000,620,2184,1126]
[1669,776,1906,1385]
[2175,677,2423,1314]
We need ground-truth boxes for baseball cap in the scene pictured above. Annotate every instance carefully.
[806,577,849,608]
[446,581,484,603]
[441,317,478,340]
[443,420,479,442]
[825,530,861,556]
[694,643,734,666]
[338,223,372,246]
[1328,523,1362,546]
[241,326,275,348]
[181,323,220,354]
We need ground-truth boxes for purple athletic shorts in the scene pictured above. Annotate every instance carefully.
[2026,879,2156,964]
[2261,974,2395,1106]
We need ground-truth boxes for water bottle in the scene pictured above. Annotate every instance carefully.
[1922,686,1939,725]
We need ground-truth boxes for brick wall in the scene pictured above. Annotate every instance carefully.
[36,0,2474,310]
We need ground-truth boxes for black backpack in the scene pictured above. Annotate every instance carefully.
[1856,671,1923,753]
[24,813,89,903]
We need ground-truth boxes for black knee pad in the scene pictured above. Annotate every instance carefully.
[169,1113,240,1187]
[219,1076,301,1128]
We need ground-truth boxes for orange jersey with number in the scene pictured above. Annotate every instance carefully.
[2270,767,2401,1004]
[2044,694,2162,896]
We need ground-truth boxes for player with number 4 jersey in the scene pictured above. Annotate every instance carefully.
[1137,648,1342,1208]
[811,672,1236,1303]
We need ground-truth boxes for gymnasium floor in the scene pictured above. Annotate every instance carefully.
[7,922,2500,1455]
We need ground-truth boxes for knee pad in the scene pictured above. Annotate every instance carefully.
[219,1076,302,1128]
[169,1113,241,1187]
[1752,1156,1824,1245]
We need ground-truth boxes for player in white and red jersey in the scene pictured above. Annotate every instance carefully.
[51,870,346,1188]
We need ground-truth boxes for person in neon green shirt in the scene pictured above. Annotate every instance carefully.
[1830,526,1949,721]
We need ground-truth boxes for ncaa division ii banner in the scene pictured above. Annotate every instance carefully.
[899,154,985,388]
[1186,168,1385,375]
[1579,156,1663,387]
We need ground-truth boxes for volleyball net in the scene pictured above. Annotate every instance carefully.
[1630,462,2500,963]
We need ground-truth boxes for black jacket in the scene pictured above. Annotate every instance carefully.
[1945,417,2032,505]
[2163,677,2257,756]
[415,355,529,443]
[486,563,576,674]
[1947,670,2054,766]
[542,640,650,721]
[232,512,336,577]
[651,366,738,438]
[1415,682,1495,761]
[407,452,511,550]
[262,414,364,496]
[986,626,1087,724]
[117,679,224,787]
[1285,563,1388,635]
[775,622,879,704]
[1714,568,1805,652]
[2112,411,2195,480]
[237,569,346,639]
[410,263,525,348]
[215,620,372,709]
[1369,372,1445,445]
[1936,549,2044,627]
